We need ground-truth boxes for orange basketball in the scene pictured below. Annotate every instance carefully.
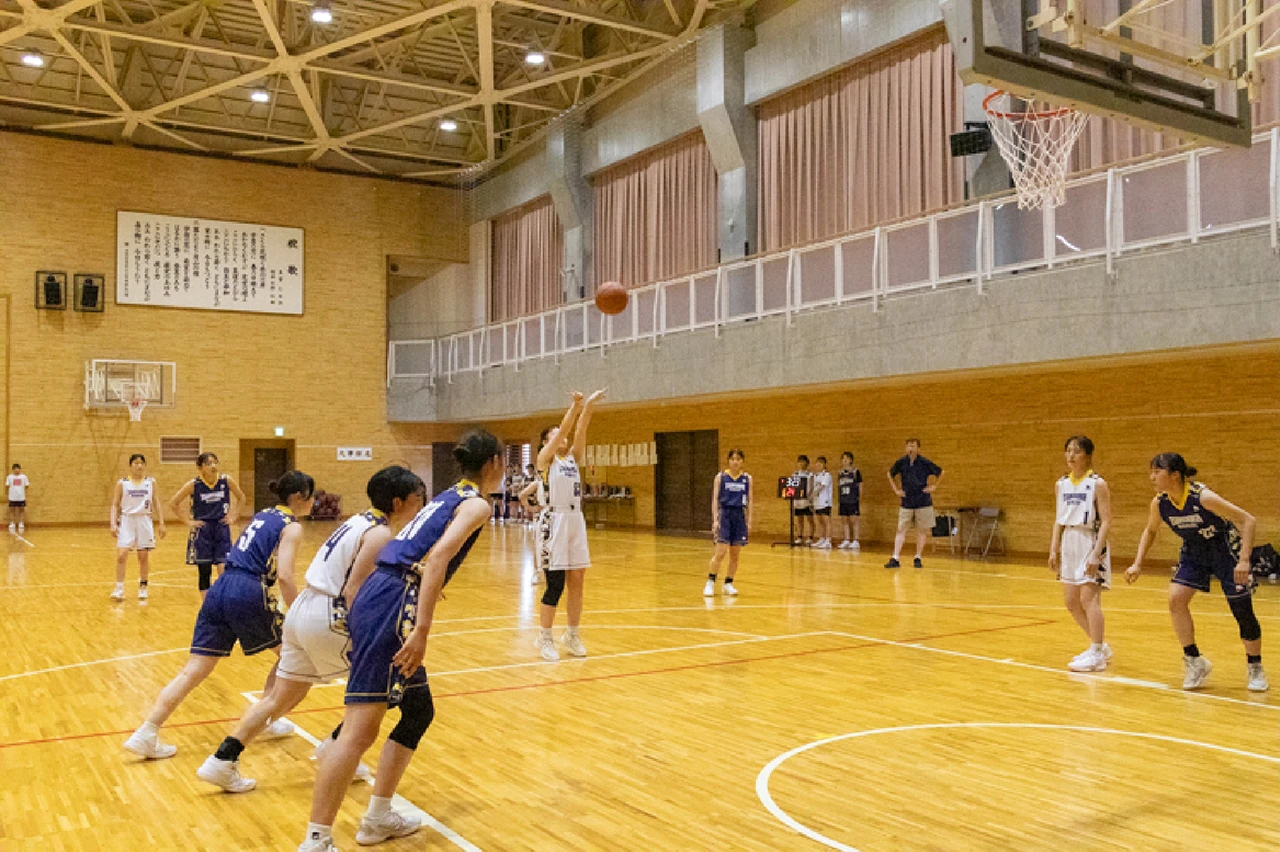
[595,281,629,315]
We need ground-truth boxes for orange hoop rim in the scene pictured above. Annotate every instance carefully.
[982,90,1079,121]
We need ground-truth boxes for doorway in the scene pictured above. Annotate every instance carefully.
[654,430,718,534]
[239,439,296,512]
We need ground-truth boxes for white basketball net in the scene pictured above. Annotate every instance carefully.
[984,91,1090,210]
[114,382,149,422]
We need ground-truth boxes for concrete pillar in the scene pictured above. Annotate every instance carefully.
[468,220,490,325]
[697,25,757,262]
[547,122,593,301]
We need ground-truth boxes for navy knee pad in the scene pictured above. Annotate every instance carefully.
[388,687,435,750]
[1228,593,1262,642]
[197,562,213,591]
[541,570,566,607]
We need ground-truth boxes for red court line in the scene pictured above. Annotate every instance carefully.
[0,619,1052,751]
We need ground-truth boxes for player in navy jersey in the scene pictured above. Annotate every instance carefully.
[706,449,752,597]
[836,452,863,552]
[297,432,501,852]
[168,452,246,599]
[124,472,315,761]
[1126,453,1267,692]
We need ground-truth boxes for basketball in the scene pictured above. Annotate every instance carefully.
[595,281,628,315]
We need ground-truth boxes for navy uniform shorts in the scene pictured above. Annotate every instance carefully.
[190,569,283,656]
[716,507,748,546]
[1173,546,1253,599]
[838,501,861,517]
[344,569,428,707]
[186,521,232,565]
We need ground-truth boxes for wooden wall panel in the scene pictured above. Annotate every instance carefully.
[2,133,463,524]
[481,345,1280,560]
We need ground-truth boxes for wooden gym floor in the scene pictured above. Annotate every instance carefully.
[1,523,1277,851]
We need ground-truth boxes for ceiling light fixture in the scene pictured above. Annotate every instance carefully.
[439,119,458,132]
[310,0,333,24]
[524,51,546,66]
[250,89,271,103]
[21,52,45,68]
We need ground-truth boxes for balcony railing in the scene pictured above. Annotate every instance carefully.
[389,128,1280,385]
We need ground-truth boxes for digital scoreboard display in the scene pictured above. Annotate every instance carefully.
[777,475,809,499]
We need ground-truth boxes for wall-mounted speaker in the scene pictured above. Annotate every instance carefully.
[36,271,66,310]
[74,274,105,312]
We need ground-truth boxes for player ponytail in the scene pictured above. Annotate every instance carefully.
[269,470,315,503]
[1150,453,1197,480]
[367,465,425,514]
[539,427,553,448]
[453,429,503,478]
[1064,435,1095,456]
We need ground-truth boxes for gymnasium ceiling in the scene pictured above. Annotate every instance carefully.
[0,0,749,182]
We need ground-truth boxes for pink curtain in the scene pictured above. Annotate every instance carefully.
[593,132,718,288]
[757,31,965,252]
[490,196,563,321]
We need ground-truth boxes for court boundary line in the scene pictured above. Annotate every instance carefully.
[0,647,188,682]
[238,691,482,852]
[823,630,1279,712]
[0,623,1052,750]
[756,722,1280,852]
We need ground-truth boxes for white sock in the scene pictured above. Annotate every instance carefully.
[138,721,159,737]
[1091,643,1105,652]
[565,626,579,638]
[305,823,333,842]
[539,627,553,641]
[366,795,392,819]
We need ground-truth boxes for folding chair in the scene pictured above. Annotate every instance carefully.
[965,507,1005,557]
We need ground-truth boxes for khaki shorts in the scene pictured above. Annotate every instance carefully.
[897,507,936,532]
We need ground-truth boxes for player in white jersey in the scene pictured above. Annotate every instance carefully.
[196,466,425,794]
[534,388,605,662]
[1048,436,1113,673]
[110,453,166,602]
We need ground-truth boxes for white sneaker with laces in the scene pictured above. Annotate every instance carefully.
[356,810,422,845]
[837,540,849,549]
[312,737,373,782]
[703,580,716,597]
[1248,662,1269,692]
[298,837,339,852]
[110,584,125,602]
[265,718,296,737]
[138,585,148,601]
[1183,655,1212,690]
[851,541,861,553]
[1068,650,1106,672]
[124,729,177,760]
[563,631,587,658]
[196,755,256,792]
[723,582,739,597]
[536,635,559,662]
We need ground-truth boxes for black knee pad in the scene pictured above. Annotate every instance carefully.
[1228,593,1262,642]
[197,562,213,591]
[541,570,566,607]
[388,686,435,751]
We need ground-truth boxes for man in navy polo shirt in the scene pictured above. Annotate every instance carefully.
[886,439,944,569]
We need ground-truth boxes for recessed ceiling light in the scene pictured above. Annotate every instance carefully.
[21,53,45,68]
[250,89,271,103]
[310,0,333,24]
[525,51,546,66]
[439,119,458,132]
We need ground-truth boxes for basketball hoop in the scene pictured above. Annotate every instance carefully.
[983,91,1090,211]
[112,382,149,422]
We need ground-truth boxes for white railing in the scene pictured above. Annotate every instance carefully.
[389,128,1280,385]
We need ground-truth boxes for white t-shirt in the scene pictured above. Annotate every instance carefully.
[6,474,28,502]
[812,471,833,509]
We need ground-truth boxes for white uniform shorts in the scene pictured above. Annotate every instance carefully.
[1060,527,1111,588]
[116,515,156,550]
[277,587,351,684]
[542,509,590,571]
